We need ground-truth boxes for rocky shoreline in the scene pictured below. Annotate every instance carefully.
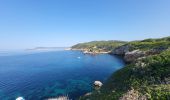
[71,48,111,54]
[71,45,167,63]
[78,36,170,100]
[111,44,168,63]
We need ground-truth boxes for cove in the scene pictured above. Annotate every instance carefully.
[0,50,125,100]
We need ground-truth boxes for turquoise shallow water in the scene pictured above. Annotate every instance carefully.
[0,50,125,100]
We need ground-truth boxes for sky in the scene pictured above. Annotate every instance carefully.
[0,0,170,49]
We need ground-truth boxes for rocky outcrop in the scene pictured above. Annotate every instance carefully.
[124,50,146,63]
[112,42,169,63]
[72,48,110,54]
[94,81,103,87]
[112,45,132,55]
[112,45,146,62]
[113,45,167,63]
[84,92,92,96]
[120,89,147,100]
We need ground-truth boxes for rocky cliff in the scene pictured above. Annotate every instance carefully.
[79,36,170,100]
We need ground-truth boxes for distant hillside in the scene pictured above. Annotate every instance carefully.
[71,41,126,53]
[27,47,69,51]
[79,36,170,100]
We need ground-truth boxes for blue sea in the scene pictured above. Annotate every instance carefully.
[0,50,125,100]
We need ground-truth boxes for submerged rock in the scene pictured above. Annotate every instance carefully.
[84,92,92,96]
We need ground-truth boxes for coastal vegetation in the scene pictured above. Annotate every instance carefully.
[71,41,126,54]
[126,36,170,51]
[73,36,170,100]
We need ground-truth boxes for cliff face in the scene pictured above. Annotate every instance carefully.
[79,36,170,100]
[124,50,145,63]
[112,44,131,55]
[112,37,170,63]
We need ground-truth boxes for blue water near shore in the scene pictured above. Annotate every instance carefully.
[0,50,125,100]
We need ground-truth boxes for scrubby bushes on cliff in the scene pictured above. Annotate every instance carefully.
[107,50,170,99]
[128,37,170,51]
[79,37,170,100]
[72,41,126,52]
[81,50,170,100]
[128,41,170,51]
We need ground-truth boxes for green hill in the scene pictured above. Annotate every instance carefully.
[127,36,170,51]
[79,36,170,100]
[71,41,126,53]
